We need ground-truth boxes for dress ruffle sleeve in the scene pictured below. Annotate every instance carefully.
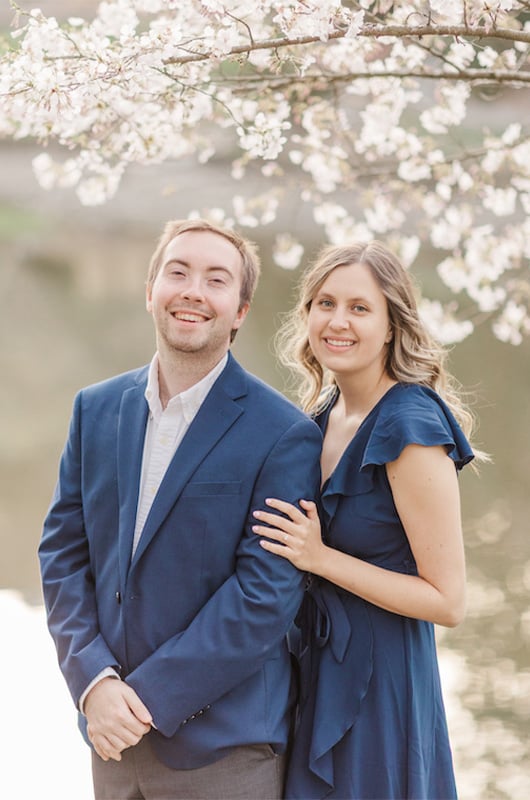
[361,384,474,471]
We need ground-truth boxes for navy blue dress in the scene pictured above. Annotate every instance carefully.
[286,383,474,800]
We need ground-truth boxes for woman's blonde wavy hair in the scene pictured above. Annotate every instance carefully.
[276,240,482,450]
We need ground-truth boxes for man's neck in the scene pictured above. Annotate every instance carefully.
[157,350,228,408]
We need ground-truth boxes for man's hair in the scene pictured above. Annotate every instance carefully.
[146,218,261,308]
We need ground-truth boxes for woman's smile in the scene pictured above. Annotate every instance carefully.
[324,336,356,348]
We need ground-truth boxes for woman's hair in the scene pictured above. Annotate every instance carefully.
[276,240,480,446]
[146,218,261,309]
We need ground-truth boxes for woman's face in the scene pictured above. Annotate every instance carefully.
[307,261,392,381]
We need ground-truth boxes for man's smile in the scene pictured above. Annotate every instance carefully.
[171,309,212,323]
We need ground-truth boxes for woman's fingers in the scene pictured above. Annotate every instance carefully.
[258,536,296,561]
[252,497,314,528]
[299,498,318,516]
[252,521,290,543]
[265,497,311,519]
[252,509,296,532]
[253,498,323,572]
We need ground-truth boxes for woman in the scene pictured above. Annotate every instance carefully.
[252,241,483,799]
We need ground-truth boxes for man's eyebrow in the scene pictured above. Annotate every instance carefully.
[164,259,235,275]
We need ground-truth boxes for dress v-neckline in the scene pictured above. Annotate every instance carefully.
[319,383,401,490]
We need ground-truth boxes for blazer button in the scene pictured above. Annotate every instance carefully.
[115,592,121,604]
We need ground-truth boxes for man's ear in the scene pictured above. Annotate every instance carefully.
[233,302,250,330]
[146,284,152,313]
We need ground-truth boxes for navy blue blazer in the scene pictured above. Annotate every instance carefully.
[39,353,322,769]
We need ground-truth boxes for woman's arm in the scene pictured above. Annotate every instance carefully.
[253,443,466,627]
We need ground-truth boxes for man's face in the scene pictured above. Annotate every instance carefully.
[146,230,249,361]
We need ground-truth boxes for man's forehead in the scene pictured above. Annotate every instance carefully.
[166,230,239,255]
[162,231,243,275]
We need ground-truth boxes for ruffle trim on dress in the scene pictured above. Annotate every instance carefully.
[360,385,474,472]
[303,582,374,793]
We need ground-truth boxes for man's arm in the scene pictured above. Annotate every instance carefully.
[40,393,153,757]
[126,417,322,737]
[39,393,123,703]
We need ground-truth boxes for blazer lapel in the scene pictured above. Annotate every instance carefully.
[117,375,149,587]
[130,355,247,568]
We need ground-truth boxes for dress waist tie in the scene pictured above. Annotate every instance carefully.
[294,580,374,794]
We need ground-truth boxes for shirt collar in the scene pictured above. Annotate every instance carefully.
[144,353,228,423]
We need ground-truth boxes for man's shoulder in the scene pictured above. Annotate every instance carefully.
[79,365,148,399]
[231,360,316,428]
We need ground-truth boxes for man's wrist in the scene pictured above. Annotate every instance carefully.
[79,667,120,714]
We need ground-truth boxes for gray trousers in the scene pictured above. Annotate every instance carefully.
[91,736,286,800]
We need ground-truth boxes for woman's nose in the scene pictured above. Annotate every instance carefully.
[329,309,349,329]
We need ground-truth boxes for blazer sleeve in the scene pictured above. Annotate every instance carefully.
[38,392,120,705]
[125,416,322,737]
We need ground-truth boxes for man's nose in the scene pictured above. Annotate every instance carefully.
[181,277,205,301]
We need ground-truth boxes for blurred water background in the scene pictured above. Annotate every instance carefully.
[1,3,529,798]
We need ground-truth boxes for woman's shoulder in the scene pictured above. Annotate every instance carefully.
[375,382,462,427]
[363,383,474,470]
[378,382,440,411]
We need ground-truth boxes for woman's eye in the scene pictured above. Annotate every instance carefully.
[318,299,333,308]
[353,304,367,312]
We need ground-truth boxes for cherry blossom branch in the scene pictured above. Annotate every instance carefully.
[211,68,530,88]
[164,24,530,66]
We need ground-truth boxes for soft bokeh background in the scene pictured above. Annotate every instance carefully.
[1,3,530,799]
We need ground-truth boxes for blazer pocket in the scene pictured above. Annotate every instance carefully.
[181,481,242,497]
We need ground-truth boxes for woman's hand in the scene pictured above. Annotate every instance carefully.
[252,498,326,573]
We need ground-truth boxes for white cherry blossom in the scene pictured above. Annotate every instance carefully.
[493,302,530,345]
[272,233,304,270]
[482,187,517,217]
[419,299,474,344]
[0,0,528,343]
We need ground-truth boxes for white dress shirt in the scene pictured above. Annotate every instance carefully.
[132,352,228,555]
[79,352,228,712]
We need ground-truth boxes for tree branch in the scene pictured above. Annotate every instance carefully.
[163,24,530,66]
[210,67,530,89]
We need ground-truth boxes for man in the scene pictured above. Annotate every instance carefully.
[39,219,322,800]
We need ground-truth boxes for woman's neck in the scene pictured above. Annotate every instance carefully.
[334,372,397,420]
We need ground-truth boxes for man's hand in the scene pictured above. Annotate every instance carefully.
[84,677,153,762]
